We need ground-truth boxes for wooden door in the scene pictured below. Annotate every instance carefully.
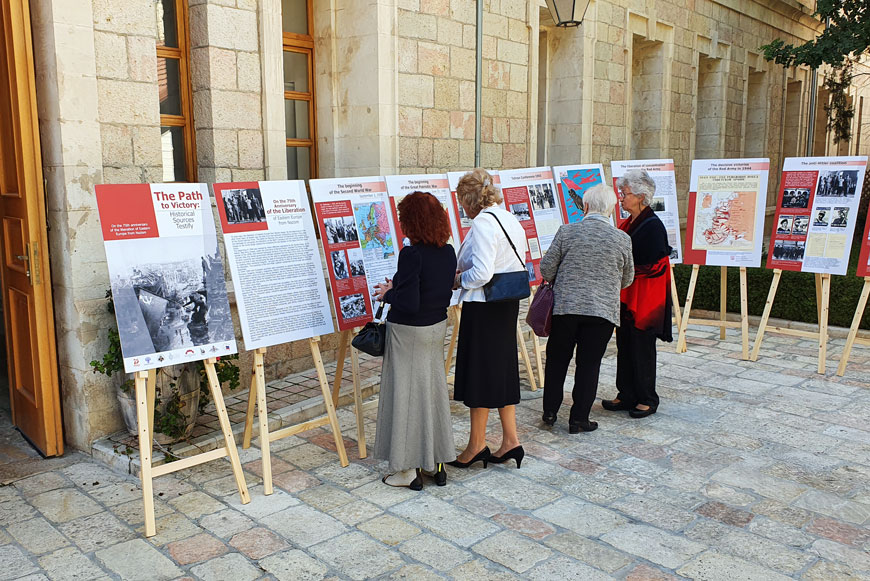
[0,0,63,456]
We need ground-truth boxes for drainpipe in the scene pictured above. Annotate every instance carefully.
[805,16,831,156]
[475,0,483,167]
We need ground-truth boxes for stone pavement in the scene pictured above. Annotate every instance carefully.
[2,326,870,580]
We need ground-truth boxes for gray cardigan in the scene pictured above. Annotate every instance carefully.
[539,215,634,326]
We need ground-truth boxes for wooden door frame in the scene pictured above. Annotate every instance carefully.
[1,0,63,455]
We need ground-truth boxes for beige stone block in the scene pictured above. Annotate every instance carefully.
[508,18,527,44]
[483,12,508,38]
[485,59,510,91]
[482,87,507,117]
[398,10,438,41]
[462,24,477,49]
[610,82,626,105]
[450,46,476,81]
[593,79,610,102]
[94,32,127,79]
[421,0,449,16]
[481,116,493,141]
[398,74,434,108]
[451,0,476,24]
[592,124,610,145]
[497,38,527,65]
[103,165,145,184]
[418,138,434,166]
[435,17,461,46]
[502,143,526,168]
[133,126,163,167]
[210,90,262,130]
[506,90,526,118]
[100,124,133,167]
[127,36,157,83]
[509,63,527,92]
[458,139,475,166]
[237,52,261,92]
[204,4,259,52]
[433,139,458,166]
[399,0,420,10]
[232,169,266,181]
[605,104,624,126]
[594,60,608,80]
[238,130,264,169]
[481,142,502,167]
[607,63,625,82]
[493,117,509,143]
[97,79,159,125]
[399,107,423,137]
[52,23,98,78]
[459,80,476,110]
[418,42,449,76]
[422,109,450,138]
[399,38,418,73]
[482,35,497,59]
[499,0,525,18]
[449,111,474,140]
[509,118,527,143]
[399,137,418,166]
[93,0,155,34]
[434,77,459,110]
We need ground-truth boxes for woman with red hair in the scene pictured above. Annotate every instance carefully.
[372,192,457,489]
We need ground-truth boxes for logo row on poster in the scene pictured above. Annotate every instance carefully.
[95,156,868,373]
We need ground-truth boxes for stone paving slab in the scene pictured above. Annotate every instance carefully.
[3,328,870,579]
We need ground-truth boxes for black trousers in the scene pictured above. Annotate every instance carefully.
[615,323,660,408]
[543,314,615,423]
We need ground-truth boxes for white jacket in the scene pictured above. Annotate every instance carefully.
[457,205,528,303]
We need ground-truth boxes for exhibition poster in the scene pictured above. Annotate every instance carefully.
[857,197,870,279]
[552,164,606,224]
[683,158,770,267]
[95,183,237,373]
[611,159,683,263]
[310,176,399,331]
[212,180,334,350]
[498,167,564,285]
[446,170,503,242]
[384,174,462,248]
[766,157,867,276]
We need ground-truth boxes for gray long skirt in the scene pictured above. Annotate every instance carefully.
[374,319,456,472]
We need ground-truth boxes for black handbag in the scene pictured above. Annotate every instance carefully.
[351,303,386,356]
[481,211,531,302]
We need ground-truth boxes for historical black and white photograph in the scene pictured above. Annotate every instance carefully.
[529,184,556,211]
[331,250,349,280]
[832,206,849,227]
[816,170,859,197]
[792,215,809,235]
[323,216,359,244]
[339,293,367,320]
[347,248,365,277]
[650,197,666,212]
[526,261,535,282]
[814,207,831,227]
[510,202,531,221]
[455,202,472,228]
[777,215,794,235]
[782,188,810,208]
[772,239,805,261]
[222,188,266,224]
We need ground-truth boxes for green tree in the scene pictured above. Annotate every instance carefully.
[760,0,869,143]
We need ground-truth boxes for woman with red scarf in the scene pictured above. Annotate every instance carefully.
[602,170,673,418]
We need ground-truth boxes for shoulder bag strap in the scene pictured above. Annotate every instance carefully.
[483,211,525,269]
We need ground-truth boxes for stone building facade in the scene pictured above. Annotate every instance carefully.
[14,0,870,451]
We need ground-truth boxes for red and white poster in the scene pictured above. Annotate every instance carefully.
[446,170,503,242]
[310,176,399,331]
[384,174,462,248]
[498,167,563,285]
[212,181,334,350]
[95,183,237,372]
[611,159,683,264]
[683,158,770,267]
[767,157,867,275]
[857,201,870,278]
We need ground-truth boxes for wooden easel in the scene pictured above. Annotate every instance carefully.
[135,358,250,537]
[836,276,870,376]
[751,270,831,374]
[444,305,461,376]
[242,336,364,495]
[670,264,683,332]
[527,287,544,389]
[676,265,750,359]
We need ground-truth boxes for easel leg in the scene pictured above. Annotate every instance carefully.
[677,265,700,353]
[818,274,831,375]
[146,370,156,457]
[719,266,727,340]
[670,264,683,333]
[253,349,272,495]
[750,269,782,361]
[332,330,350,407]
[444,306,461,376]
[134,371,156,537]
[532,333,544,388]
[310,337,349,467]
[242,355,258,449]
[837,277,870,376]
[204,359,250,504]
[739,267,749,360]
[349,334,367,458]
[517,322,538,391]
[815,273,823,323]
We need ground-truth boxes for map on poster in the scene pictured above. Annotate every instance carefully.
[446,170,503,242]
[310,176,399,331]
[552,164,605,224]
[683,159,769,267]
[95,183,237,373]
[767,156,868,276]
[498,167,563,285]
[611,159,682,263]
[213,180,334,350]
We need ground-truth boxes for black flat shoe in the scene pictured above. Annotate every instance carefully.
[542,411,557,426]
[489,446,524,469]
[382,469,423,490]
[568,420,598,434]
[447,447,491,469]
[426,463,446,486]
[629,406,657,418]
[601,398,634,411]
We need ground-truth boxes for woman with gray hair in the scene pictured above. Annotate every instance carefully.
[539,184,634,433]
[602,169,673,418]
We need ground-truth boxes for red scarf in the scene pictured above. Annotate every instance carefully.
[619,209,672,335]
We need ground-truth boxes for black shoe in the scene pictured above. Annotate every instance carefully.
[629,406,657,418]
[431,463,447,486]
[447,447,491,469]
[382,469,423,491]
[542,411,557,426]
[601,398,634,411]
[489,446,524,469]
[568,420,598,434]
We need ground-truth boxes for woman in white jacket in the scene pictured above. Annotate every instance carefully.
[449,168,527,470]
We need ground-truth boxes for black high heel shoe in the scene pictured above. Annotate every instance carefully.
[489,446,524,469]
[447,447,491,469]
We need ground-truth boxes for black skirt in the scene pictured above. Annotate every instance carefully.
[453,300,520,408]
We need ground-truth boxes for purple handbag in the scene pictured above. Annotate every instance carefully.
[526,280,554,337]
